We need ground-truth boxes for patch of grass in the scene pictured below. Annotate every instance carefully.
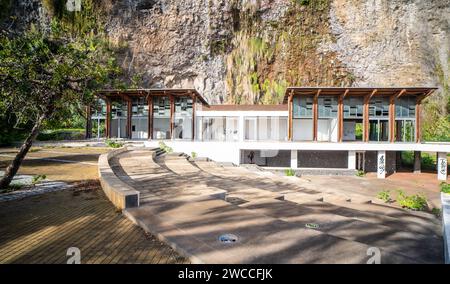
[105,139,124,148]
[396,190,428,211]
[0,183,25,193]
[191,152,197,159]
[29,148,41,153]
[32,174,47,184]
[285,168,296,177]
[356,170,365,177]
[158,141,173,154]
[431,208,442,218]
[440,182,450,194]
[377,190,391,203]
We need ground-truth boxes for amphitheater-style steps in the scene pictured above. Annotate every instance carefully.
[110,148,443,263]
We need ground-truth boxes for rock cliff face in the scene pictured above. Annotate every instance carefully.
[3,0,450,106]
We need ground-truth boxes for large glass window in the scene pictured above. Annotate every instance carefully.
[173,97,193,140]
[369,96,389,142]
[197,117,239,141]
[293,96,314,141]
[317,96,338,142]
[343,96,364,141]
[91,99,106,138]
[131,97,149,139]
[153,96,171,139]
[110,99,127,138]
[132,97,148,117]
[245,117,287,141]
[395,96,416,142]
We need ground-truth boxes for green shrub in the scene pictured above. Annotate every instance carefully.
[32,174,47,184]
[191,152,197,159]
[377,190,391,203]
[356,170,365,177]
[401,151,436,170]
[37,129,85,141]
[397,190,428,211]
[105,139,124,148]
[285,168,296,177]
[440,182,450,194]
[158,141,173,153]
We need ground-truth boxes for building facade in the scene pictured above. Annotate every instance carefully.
[89,87,449,180]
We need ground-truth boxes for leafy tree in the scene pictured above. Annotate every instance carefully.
[0,24,119,188]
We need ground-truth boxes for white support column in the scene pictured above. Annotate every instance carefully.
[348,150,356,170]
[377,150,386,179]
[438,152,448,181]
[290,150,298,169]
[238,115,245,142]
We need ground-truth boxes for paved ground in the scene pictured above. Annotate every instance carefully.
[0,146,109,181]
[0,146,188,264]
[113,149,444,264]
[0,181,189,264]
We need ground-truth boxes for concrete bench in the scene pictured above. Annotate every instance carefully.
[98,147,140,210]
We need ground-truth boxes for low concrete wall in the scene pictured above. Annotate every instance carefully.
[442,193,450,264]
[98,147,140,210]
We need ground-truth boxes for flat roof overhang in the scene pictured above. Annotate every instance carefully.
[97,88,209,106]
[283,87,438,103]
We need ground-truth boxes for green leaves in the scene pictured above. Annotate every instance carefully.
[0,20,119,131]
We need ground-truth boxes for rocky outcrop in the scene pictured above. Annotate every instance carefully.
[2,0,449,106]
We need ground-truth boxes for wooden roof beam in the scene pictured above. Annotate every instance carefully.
[395,89,407,99]
[416,89,434,104]
[342,89,350,99]
[368,89,377,100]
[315,89,322,98]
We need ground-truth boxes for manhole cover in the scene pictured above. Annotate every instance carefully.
[305,223,319,229]
[219,234,238,244]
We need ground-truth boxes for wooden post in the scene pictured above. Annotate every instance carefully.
[147,95,153,140]
[170,95,175,140]
[313,90,321,141]
[85,105,92,139]
[415,99,421,143]
[105,99,112,139]
[288,91,293,141]
[389,95,395,142]
[192,95,196,141]
[338,95,343,143]
[127,99,132,139]
[363,95,370,142]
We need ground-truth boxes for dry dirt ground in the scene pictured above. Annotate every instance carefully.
[0,146,189,264]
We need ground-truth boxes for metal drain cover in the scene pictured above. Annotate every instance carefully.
[305,223,319,229]
[219,234,238,244]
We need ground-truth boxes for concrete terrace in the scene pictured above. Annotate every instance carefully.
[110,148,444,264]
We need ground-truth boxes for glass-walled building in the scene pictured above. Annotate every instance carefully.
[92,87,434,146]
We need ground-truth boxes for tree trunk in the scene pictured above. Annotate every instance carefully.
[0,113,46,189]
